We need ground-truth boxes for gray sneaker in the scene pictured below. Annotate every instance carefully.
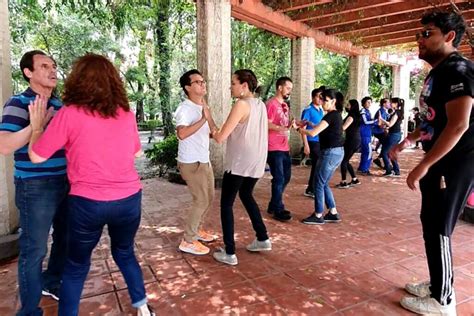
[246,238,272,252]
[405,281,431,297]
[213,248,238,266]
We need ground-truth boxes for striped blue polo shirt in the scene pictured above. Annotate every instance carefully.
[0,87,67,179]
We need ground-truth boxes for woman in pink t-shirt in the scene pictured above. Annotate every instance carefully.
[28,54,154,316]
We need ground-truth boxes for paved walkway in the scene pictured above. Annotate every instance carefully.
[1,149,473,315]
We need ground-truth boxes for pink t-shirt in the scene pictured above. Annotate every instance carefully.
[33,105,142,201]
[266,97,290,152]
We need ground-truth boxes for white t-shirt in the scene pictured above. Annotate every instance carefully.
[174,99,210,163]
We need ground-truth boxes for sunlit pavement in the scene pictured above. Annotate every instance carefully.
[1,149,472,315]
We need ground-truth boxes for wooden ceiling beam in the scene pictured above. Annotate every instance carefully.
[339,20,422,40]
[323,4,473,36]
[309,0,457,29]
[266,0,332,13]
[291,0,403,23]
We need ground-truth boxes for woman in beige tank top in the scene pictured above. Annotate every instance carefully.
[210,69,271,266]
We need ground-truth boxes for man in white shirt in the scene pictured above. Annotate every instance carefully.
[174,69,217,255]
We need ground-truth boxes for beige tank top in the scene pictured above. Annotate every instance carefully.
[224,98,268,178]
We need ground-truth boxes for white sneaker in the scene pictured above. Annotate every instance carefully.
[405,281,431,297]
[246,238,272,252]
[400,295,457,315]
[137,304,156,316]
[213,248,238,266]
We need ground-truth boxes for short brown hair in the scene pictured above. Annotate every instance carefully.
[62,54,129,118]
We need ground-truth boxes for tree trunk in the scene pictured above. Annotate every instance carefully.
[155,0,174,138]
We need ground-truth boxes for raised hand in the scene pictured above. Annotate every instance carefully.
[28,95,49,132]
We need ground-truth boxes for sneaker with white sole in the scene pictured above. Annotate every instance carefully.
[196,230,217,242]
[42,287,59,301]
[213,248,238,266]
[246,238,272,252]
[405,281,431,297]
[400,295,456,315]
[179,240,209,255]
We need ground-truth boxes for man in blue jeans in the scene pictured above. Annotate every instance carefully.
[266,77,294,221]
[0,50,68,316]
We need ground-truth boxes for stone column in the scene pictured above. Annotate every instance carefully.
[290,37,315,156]
[196,0,232,184]
[347,55,370,102]
[392,65,411,137]
[0,0,19,259]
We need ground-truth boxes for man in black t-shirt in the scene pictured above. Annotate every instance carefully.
[391,11,473,315]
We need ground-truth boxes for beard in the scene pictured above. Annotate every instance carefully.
[419,46,445,65]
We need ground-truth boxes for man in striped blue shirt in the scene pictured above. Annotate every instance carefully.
[0,50,68,316]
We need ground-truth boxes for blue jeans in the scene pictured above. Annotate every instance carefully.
[15,176,69,316]
[381,132,401,174]
[314,147,344,214]
[267,151,291,212]
[58,190,146,316]
[358,136,372,172]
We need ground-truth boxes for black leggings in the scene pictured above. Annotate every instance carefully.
[221,171,268,255]
[340,140,360,181]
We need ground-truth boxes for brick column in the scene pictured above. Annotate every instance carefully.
[347,55,370,102]
[290,37,315,156]
[392,65,411,137]
[196,0,232,183]
[0,0,19,259]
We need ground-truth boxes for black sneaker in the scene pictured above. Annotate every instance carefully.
[273,211,292,221]
[323,212,341,223]
[303,190,315,198]
[392,172,401,177]
[267,209,291,215]
[358,170,373,176]
[336,182,350,189]
[373,158,384,169]
[350,179,361,185]
[383,171,394,177]
[42,287,59,301]
[302,213,325,225]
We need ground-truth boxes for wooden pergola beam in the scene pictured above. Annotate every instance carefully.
[362,29,420,44]
[309,0,467,30]
[231,0,371,56]
[291,0,402,23]
[339,20,423,40]
[323,4,473,36]
[267,0,332,13]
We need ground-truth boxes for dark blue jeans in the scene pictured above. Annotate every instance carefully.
[58,190,146,316]
[381,132,401,174]
[314,147,344,214]
[267,151,291,212]
[15,176,69,316]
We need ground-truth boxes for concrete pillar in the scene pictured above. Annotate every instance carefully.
[290,37,315,156]
[196,0,232,183]
[347,55,370,102]
[0,0,19,259]
[392,65,411,137]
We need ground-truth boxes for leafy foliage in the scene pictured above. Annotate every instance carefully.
[369,63,393,101]
[314,48,349,95]
[144,135,178,177]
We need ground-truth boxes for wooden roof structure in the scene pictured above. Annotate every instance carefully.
[230,0,473,61]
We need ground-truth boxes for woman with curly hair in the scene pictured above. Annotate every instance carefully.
[28,54,154,316]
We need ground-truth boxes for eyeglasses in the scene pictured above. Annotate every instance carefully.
[415,30,433,41]
[190,80,206,86]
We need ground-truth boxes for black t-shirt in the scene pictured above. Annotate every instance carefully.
[344,111,361,142]
[320,110,343,149]
[389,110,403,133]
[419,52,474,159]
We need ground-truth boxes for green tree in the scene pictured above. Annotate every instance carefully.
[314,48,349,95]
[369,63,393,101]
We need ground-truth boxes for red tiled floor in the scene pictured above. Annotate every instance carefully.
[2,150,474,314]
